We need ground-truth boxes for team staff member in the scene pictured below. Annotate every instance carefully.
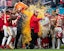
[30,10,42,49]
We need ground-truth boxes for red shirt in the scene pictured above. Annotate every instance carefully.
[30,14,42,33]
[2,14,12,26]
[0,17,4,31]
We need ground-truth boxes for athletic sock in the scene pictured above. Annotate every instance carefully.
[6,36,12,45]
[2,37,7,46]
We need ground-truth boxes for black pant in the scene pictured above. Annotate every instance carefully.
[0,31,4,46]
[29,29,38,49]
[15,27,22,48]
[15,17,23,48]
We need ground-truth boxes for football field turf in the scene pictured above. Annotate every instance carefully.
[0,49,64,51]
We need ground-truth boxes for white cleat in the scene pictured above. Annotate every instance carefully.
[56,47,60,49]
[9,42,14,49]
[52,47,55,49]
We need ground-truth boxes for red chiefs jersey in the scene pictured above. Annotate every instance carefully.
[2,14,12,26]
[56,15,64,26]
[0,17,4,31]
[12,16,20,27]
[56,32,63,38]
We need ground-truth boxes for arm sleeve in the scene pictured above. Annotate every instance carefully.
[34,18,42,22]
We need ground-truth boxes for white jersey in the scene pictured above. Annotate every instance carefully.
[56,17,62,26]
[40,17,50,38]
[12,16,20,27]
[40,17,50,26]
[12,19,17,27]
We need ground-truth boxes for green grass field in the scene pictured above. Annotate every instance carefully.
[0,49,64,51]
[0,46,64,51]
